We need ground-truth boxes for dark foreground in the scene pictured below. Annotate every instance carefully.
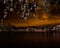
[0,32,60,48]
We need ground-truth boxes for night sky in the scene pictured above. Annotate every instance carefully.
[0,0,60,27]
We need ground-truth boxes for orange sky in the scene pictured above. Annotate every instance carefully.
[4,13,60,27]
[0,0,60,27]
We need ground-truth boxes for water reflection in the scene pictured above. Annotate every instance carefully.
[13,32,60,43]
